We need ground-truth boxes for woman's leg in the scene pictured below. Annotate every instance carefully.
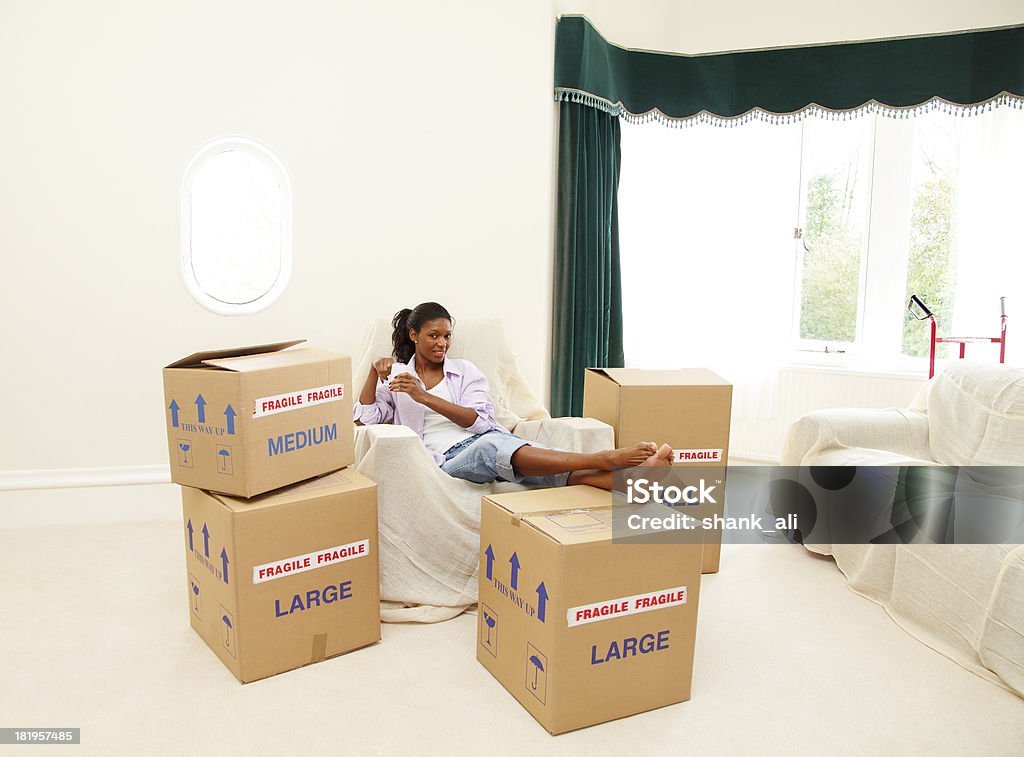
[565,444,674,490]
[440,432,672,486]
[509,442,658,477]
[567,470,612,489]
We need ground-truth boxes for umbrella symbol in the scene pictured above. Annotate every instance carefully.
[192,583,199,597]
[222,614,233,648]
[528,655,544,690]
[217,448,230,471]
[483,611,496,645]
[178,442,191,463]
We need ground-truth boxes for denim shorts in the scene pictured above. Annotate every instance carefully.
[440,431,570,488]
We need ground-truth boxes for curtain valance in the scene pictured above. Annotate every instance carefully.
[554,16,1024,125]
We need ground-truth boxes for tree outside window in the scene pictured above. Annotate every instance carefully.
[799,171,864,342]
[901,120,958,358]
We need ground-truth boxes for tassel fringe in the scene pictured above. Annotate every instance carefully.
[553,89,1024,127]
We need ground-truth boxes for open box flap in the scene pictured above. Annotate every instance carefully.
[590,367,730,387]
[165,340,305,369]
[203,347,341,373]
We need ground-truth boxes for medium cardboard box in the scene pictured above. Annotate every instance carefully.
[583,368,732,573]
[477,486,703,735]
[164,340,354,497]
[181,468,381,683]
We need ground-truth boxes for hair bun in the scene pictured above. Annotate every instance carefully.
[392,308,413,330]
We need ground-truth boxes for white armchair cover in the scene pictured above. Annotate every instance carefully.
[781,362,1024,698]
[351,316,614,623]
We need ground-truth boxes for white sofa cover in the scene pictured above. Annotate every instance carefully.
[782,361,1024,698]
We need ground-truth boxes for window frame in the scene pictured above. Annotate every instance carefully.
[180,136,293,316]
[791,115,878,355]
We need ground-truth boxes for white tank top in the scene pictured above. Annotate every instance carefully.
[421,379,474,455]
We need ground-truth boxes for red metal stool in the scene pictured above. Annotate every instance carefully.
[908,295,1008,379]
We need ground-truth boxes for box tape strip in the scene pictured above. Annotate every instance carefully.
[311,634,328,663]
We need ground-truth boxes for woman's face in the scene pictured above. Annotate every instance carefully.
[412,318,453,366]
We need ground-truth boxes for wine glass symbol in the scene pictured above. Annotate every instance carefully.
[483,610,496,645]
[179,442,191,464]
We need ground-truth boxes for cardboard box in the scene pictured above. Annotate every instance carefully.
[164,340,354,497]
[477,486,703,735]
[181,468,380,683]
[583,368,732,573]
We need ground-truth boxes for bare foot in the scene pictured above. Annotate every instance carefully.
[601,442,657,469]
[639,443,674,467]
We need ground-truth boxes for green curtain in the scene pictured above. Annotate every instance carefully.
[551,101,623,417]
[555,16,1024,119]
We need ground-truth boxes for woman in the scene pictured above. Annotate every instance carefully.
[354,302,672,489]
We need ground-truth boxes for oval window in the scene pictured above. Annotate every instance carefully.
[181,137,292,314]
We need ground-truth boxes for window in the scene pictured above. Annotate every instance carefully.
[619,118,801,372]
[620,105,1024,371]
[901,115,959,358]
[795,115,874,346]
[181,137,291,315]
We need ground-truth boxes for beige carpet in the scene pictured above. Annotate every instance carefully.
[1,508,1022,755]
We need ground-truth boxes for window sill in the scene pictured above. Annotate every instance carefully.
[782,352,929,380]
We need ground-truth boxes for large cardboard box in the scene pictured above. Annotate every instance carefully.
[181,469,380,683]
[583,368,732,573]
[477,486,703,735]
[164,340,354,497]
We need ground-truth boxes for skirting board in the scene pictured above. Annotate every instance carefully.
[0,464,171,492]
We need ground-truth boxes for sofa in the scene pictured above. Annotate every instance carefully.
[782,361,1024,697]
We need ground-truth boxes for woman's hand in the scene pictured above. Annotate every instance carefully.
[389,373,427,404]
[371,357,394,383]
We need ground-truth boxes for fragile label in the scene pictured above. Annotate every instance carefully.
[253,384,345,418]
[253,539,369,583]
[673,448,723,463]
[567,585,687,627]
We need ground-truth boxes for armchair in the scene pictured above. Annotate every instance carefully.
[781,361,1024,697]
[351,316,614,623]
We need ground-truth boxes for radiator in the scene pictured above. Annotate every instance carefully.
[730,365,927,462]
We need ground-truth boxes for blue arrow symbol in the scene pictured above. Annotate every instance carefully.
[224,405,237,435]
[186,519,194,552]
[195,394,207,424]
[484,544,494,580]
[536,581,548,623]
[509,552,520,591]
[169,400,180,428]
[220,548,230,585]
[202,523,210,557]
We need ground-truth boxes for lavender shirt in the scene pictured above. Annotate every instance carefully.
[353,356,509,465]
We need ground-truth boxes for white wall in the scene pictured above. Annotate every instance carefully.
[2,0,1022,494]
[559,0,1023,53]
[1,0,576,477]
[676,0,1023,53]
